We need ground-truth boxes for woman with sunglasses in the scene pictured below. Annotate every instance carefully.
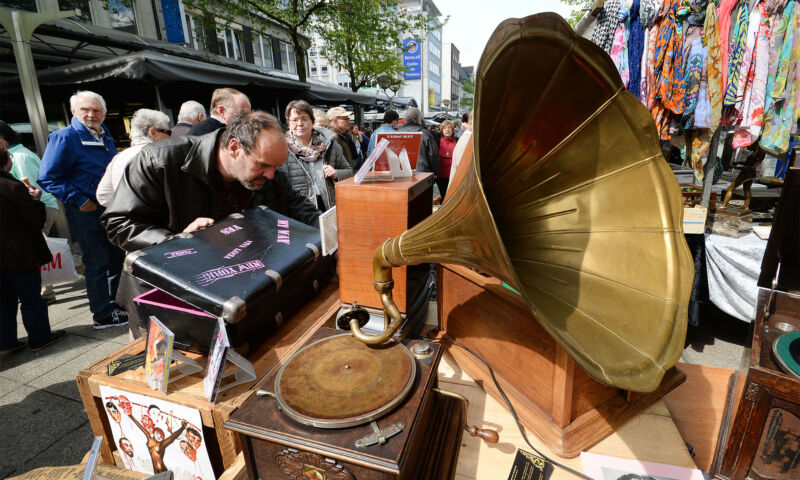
[97,109,172,206]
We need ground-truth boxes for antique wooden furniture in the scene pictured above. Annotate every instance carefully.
[76,281,340,474]
[226,328,468,480]
[335,173,433,314]
[716,167,800,480]
[437,264,685,457]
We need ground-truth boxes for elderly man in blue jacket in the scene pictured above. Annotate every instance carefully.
[39,91,127,330]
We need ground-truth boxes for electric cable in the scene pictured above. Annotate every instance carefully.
[417,334,594,480]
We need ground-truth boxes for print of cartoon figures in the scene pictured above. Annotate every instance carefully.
[129,410,187,473]
[119,437,134,459]
[105,401,121,424]
[179,426,203,462]
[118,395,133,416]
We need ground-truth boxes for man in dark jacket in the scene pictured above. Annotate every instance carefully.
[0,143,65,354]
[102,111,320,252]
[102,111,321,337]
[188,88,251,136]
[398,107,440,175]
[326,106,357,169]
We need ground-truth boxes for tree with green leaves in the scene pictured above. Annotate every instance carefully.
[460,77,474,109]
[181,0,329,82]
[314,0,442,93]
[561,0,591,28]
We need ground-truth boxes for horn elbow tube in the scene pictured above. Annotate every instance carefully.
[349,239,407,345]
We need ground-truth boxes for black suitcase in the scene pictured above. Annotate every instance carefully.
[125,206,335,354]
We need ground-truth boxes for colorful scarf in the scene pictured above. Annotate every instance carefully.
[286,129,328,162]
[724,0,751,105]
[681,27,705,130]
[733,1,771,147]
[761,1,799,154]
[628,0,646,98]
[592,0,621,53]
[705,1,724,131]
[611,7,631,86]
[650,0,686,139]
[718,0,740,92]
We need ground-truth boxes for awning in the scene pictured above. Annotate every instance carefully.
[305,78,376,105]
[30,50,307,90]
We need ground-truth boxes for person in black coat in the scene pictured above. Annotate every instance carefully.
[0,143,64,354]
[398,107,440,175]
[188,88,251,136]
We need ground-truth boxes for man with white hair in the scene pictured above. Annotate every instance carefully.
[398,107,439,174]
[39,90,127,330]
[188,88,251,136]
[171,100,206,137]
[96,108,171,206]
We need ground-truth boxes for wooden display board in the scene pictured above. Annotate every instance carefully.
[75,281,340,472]
[437,264,685,458]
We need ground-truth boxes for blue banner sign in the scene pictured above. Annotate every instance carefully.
[403,38,421,80]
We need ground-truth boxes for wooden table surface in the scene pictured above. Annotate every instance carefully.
[437,354,698,479]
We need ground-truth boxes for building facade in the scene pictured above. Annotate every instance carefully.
[441,42,461,113]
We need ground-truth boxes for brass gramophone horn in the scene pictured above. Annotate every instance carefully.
[347,13,693,393]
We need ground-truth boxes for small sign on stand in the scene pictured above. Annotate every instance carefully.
[145,316,201,393]
[204,318,256,402]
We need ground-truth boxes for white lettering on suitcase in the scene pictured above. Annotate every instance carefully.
[164,248,197,259]
[223,240,253,259]
[221,224,242,235]
[195,259,265,286]
[277,219,290,244]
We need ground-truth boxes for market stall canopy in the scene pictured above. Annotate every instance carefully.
[26,50,307,90]
[305,78,376,105]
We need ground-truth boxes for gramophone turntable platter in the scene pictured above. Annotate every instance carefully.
[274,334,417,428]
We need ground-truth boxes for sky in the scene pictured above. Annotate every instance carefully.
[434,0,575,68]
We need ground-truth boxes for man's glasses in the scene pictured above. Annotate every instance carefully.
[157,128,172,135]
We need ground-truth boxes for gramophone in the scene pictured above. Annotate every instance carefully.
[337,12,694,455]
[226,12,694,478]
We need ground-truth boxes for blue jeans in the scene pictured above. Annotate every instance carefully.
[0,269,51,349]
[65,204,125,322]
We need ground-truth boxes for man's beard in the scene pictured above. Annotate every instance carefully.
[80,119,102,131]
[239,179,265,191]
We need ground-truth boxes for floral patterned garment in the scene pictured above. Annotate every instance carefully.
[733,2,771,148]
[705,2,724,132]
[611,7,632,86]
[650,0,686,139]
[718,0,740,92]
[760,1,800,154]
[681,27,705,130]
[724,0,751,105]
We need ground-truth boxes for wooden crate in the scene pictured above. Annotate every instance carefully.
[335,173,434,312]
[76,280,340,473]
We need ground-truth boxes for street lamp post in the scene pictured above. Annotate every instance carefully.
[377,76,402,111]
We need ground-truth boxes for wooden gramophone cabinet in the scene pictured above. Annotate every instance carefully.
[437,264,686,458]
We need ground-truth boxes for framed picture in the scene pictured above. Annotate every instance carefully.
[580,452,705,480]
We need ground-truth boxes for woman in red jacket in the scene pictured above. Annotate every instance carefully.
[437,120,458,199]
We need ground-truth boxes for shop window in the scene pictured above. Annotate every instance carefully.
[0,0,37,12]
[59,0,93,23]
[279,41,296,74]
[108,0,137,34]
[252,33,274,68]
[184,12,205,51]
[217,25,245,61]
